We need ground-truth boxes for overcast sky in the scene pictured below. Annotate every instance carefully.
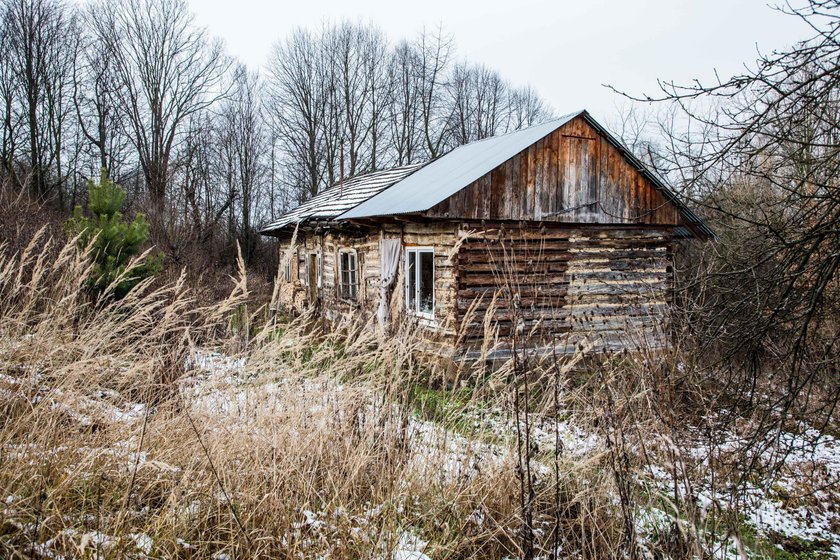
[187,0,812,123]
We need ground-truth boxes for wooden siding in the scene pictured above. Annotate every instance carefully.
[276,221,674,357]
[455,224,673,355]
[425,115,681,226]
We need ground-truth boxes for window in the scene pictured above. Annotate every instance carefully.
[282,257,292,282]
[315,251,322,288]
[405,247,434,319]
[339,250,358,301]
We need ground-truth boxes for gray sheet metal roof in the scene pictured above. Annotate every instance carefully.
[339,111,581,220]
[261,110,714,240]
[260,164,422,234]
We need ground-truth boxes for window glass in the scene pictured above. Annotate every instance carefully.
[340,251,358,301]
[406,251,416,311]
[405,248,433,318]
[349,257,357,300]
[419,251,434,314]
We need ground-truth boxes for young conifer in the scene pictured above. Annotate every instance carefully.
[66,169,163,299]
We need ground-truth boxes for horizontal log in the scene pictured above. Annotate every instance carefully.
[456,226,672,240]
[460,241,572,252]
[457,286,570,298]
[459,272,571,287]
[458,262,568,273]
[568,271,666,282]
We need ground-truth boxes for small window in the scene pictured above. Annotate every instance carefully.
[405,247,434,319]
[339,250,358,301]
[282,257,292,282]
[315,251,322,288]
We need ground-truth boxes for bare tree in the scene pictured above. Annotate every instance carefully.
[266,27,327,202]
[2,0,77,200]
[264,22,551,207]
[416,27,453,159]
[90,0,230,211]
[321,22,390,179]
[446,62,510,145]
[610,0,840,468]
[73,4,131,181]
[0,10,18,182]
[508,85,552,130]
[217,64,267,263]
[387,40,423,165]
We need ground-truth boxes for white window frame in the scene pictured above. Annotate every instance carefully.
[404,246,435,320]
[338,249,358,302]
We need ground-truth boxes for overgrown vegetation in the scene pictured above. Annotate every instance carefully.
[0,0,838,558]
[1,229,837,559]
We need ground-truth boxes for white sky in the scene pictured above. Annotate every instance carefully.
[187,0,812,122]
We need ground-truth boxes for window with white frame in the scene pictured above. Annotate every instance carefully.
[339,249,358,301]
[405,247,434,319]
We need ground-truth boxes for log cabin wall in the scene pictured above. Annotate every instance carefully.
[454,223,673,357]
[424,115,681,227]
[273,222,461,349]
[274,220,672,357]
[274,229,381,318]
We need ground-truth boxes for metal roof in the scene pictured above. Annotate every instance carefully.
[339,111,581,220]
[261,110,714,240]
[259,163,422,234]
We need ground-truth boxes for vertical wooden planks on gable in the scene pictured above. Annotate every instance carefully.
[622,158,633,222]
[533,142,544,220]
[562,135,577,218]
[477,174,491,219]
[590,135,600,220]
[540,136,553,220]
[510,156,522,220]
[599,136,611,223]
[490,166,505,219]
[576,138,590,221]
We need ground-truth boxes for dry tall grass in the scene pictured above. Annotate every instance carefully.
[3,231,835,559]
[0,231,638,559]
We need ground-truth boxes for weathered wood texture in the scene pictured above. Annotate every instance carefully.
[424,115,681,226]
[455,225,673,355]
[275,223,460,338]
[276,222,673,356]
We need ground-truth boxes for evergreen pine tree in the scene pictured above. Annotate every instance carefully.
[66,169,163,299]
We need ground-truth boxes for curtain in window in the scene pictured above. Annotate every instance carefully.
[378,238,402,330]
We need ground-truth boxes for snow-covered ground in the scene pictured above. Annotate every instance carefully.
[3,348,838,558]
[185,351,840,558]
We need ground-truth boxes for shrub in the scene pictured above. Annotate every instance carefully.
[66,169,163,299]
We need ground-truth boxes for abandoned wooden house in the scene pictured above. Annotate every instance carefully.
[260,110,714,358]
